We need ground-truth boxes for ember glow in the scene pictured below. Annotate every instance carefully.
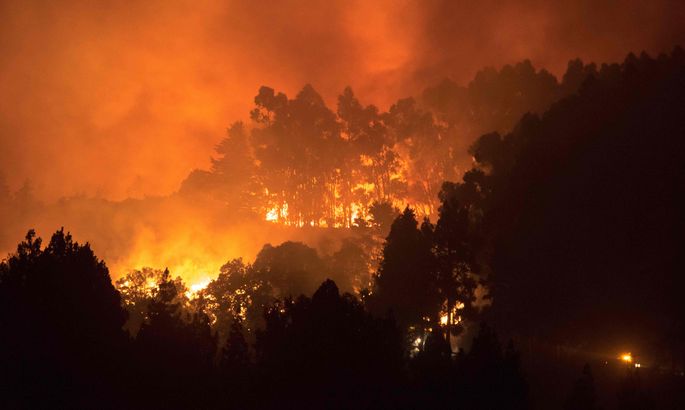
[1,2,684,408]
[2,0,684,287]
[105,223,243,286]
[186,279,211,299]
[439,301,465,327]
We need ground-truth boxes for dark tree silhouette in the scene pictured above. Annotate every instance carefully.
[255,279,404,409]
[134,269,216,409]
[337,86,390,224]
[406,322,528,410]
[473,48,685,356]
[459,324,529,410]
[369,207,440,329]
[115,267,188,335]
[251,84,343,226]
[327,237,371,292]
[424,47,685,408]
[0,229,128,408]
[2,47,684,410]
[201,257,273,344]
[434,180,481,331]
[252,241,327,298]
[369,199,400,236]
[180,121,258,215]
[178,56,593,227]
[217,315,254,408]
[408,330,455,408]
[220,316,250,371]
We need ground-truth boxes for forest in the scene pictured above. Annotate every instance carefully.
[1,48,684,409]
[179,57,591,225]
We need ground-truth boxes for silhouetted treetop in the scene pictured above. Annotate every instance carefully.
[0,229,126,338]
[0,229,128,408]
[180,56,597,227]
[444,47,685,355]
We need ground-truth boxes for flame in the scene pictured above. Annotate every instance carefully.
[257,149,424,228]
[107,221,250,287]
[439,301,465,327]
[354,182,376,194]
[264,202,289,224]
[185,278,211,299]
[265,206,279,222]
[262,199,388,228]
[264,200,378,228]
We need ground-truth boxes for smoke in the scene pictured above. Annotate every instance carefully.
[1,0,684,282]
[2,0,683,200]
[0,192,359,284]
[408,0,685,85]
[0,0,408,200]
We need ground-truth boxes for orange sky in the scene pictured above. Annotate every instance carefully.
[1,0,684,201]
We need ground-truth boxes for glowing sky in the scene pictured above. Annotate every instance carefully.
[1,0,684,201]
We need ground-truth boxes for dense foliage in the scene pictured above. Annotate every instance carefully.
[2,49,684,409]
[180,60,594,226]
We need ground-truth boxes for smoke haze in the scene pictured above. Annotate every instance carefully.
[1,0,684,284]
[2,0,684,200]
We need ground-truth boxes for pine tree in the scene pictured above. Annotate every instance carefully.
[370,207,440,328]
[221,316,250,372]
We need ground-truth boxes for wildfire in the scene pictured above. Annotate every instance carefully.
[265,207,279,222]
[258,150,419,228]
[264,202,290,224]
[263,200,380,228]
[108,222,250,292]
[439,301,465,327]
[186,278,211,299]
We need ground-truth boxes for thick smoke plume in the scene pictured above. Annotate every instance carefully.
[1,0,683,199]
[1,0,684,283]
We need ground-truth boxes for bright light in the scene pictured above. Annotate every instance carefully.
[185,278,211,298]
[265,206,279,222]
[350,202,373,225]
[438,300,465,327]
[634,363,641,368]
[620,353,633,363]
[190,279,210,293]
